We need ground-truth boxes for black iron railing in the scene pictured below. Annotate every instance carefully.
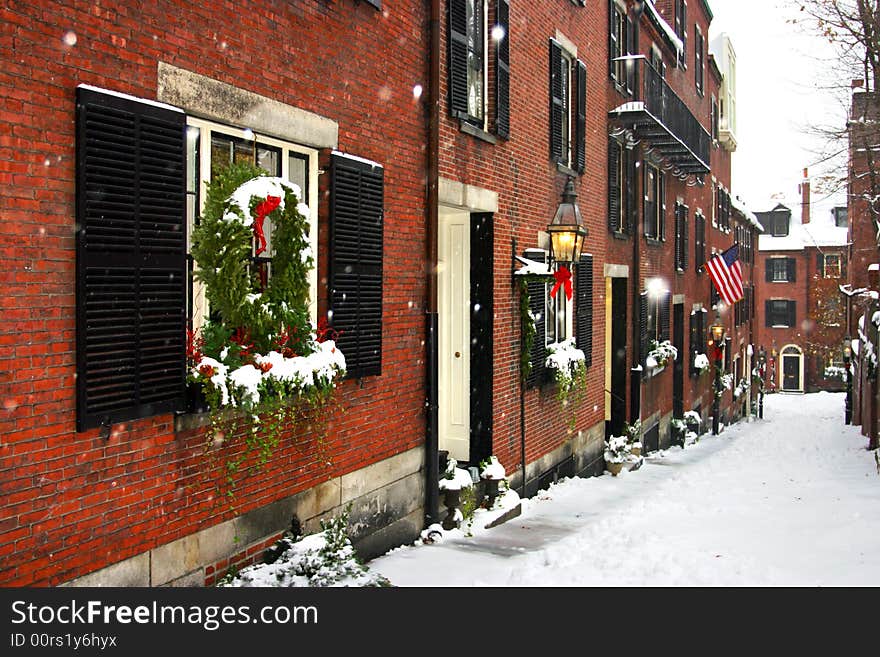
[618,58,711,172]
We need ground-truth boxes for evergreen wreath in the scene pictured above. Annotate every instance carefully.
[188,161,346,412]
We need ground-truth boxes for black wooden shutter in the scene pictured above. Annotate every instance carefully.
[639,291,648,375]
[674,205,683,269]
[817,253,825,277]
[625,146,637,234]
[659,173,667,240]
[682,211,689,270]
[689,311,698,377]
[448,0,469,119]
[765,259,773,282]
[695,212,705,272]
[496,0,510,139]
[644,164,655,239]
[787,257,796,282]
[549,39,565,163]
[576,253,593,367]
[841,255,848,279]
[788,301,796,328]
[659,291,671,343]
[75,86,186,432]
[765,300,773,327]
[330,153,384,378]
[608,138,621,232]
[525,249,547,388]
[575,60,587,173]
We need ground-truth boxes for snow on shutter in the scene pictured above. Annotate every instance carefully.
[496,0,510,139]
[575,60,587,173]
[330,153,384,378]
[576,253,593,367]
[75,86,186,432]
[448,0,469,119]
[525,249,547,388]
[608,138,621,232]
[549,39,565,163]
[643,163,655,239]
[681,210,689,270]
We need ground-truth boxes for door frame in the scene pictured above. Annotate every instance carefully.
[779,343,804,392]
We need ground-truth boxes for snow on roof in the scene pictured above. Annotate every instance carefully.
[730,195,763,232]
[645,1,684,56]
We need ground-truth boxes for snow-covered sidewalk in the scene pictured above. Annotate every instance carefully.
[369,392,880,586]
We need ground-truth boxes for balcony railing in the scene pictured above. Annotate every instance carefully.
[610,57,711,174]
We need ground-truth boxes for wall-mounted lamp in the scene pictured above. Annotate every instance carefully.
[547,177,587,268]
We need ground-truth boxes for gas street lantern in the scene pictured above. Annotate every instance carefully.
[547,177,587,268]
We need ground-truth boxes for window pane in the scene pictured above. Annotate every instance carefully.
[289,153,308,201]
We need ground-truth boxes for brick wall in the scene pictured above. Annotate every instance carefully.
[0,0,428,585]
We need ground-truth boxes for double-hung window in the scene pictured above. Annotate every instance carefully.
[449,0,487,128]
[694,25,704,95]
[550,38,587,172]
[766,300,796,328]
[186,118,318,333]
[766,257,796,283]
[609,1,633,94]
[821,253,842,278]
[644,162,665,240]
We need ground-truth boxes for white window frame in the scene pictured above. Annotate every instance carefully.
[824,254,841,278]
[466,0,488,129]
[186,117,320,332]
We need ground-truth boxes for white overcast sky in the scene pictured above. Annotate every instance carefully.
[707,0,849,220]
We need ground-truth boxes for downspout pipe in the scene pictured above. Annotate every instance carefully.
[630,2,644,427]
[424,0,441,527]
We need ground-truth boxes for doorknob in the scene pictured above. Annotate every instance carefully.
[455,351,461,358]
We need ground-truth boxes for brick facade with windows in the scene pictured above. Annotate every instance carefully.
[2,0,760,586]
[0,0,430,586]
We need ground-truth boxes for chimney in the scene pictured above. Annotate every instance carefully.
[800,167,810,224]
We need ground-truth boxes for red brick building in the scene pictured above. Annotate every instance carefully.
[753,170,849,394]
[1,0,431,586]
[845,86,880,447]
[1,0,758,586]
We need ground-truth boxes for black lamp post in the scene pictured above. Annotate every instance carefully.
[547,176,587,268]
[708,313,725,435]
[843,338,853,424]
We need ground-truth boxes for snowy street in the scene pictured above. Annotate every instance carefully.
[369,392,880,586]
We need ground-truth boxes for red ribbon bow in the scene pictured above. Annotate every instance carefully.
[550,265,573,301]
[252,195,282,256]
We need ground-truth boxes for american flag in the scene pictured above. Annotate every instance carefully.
[705,244,743,306]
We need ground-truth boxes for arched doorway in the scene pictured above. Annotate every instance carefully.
[780,344,804,392]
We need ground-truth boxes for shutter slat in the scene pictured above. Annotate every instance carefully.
[76,87,186,431]
[549,39,564,163]
[575,60,587,173]
[330,154,384,378]
[496,0,510,139]
[577,254,593,367]
[449,0,469,118]
[608,138,621,232]
[525,249,547,388]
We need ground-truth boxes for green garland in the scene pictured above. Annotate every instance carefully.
[189,162,343,506]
